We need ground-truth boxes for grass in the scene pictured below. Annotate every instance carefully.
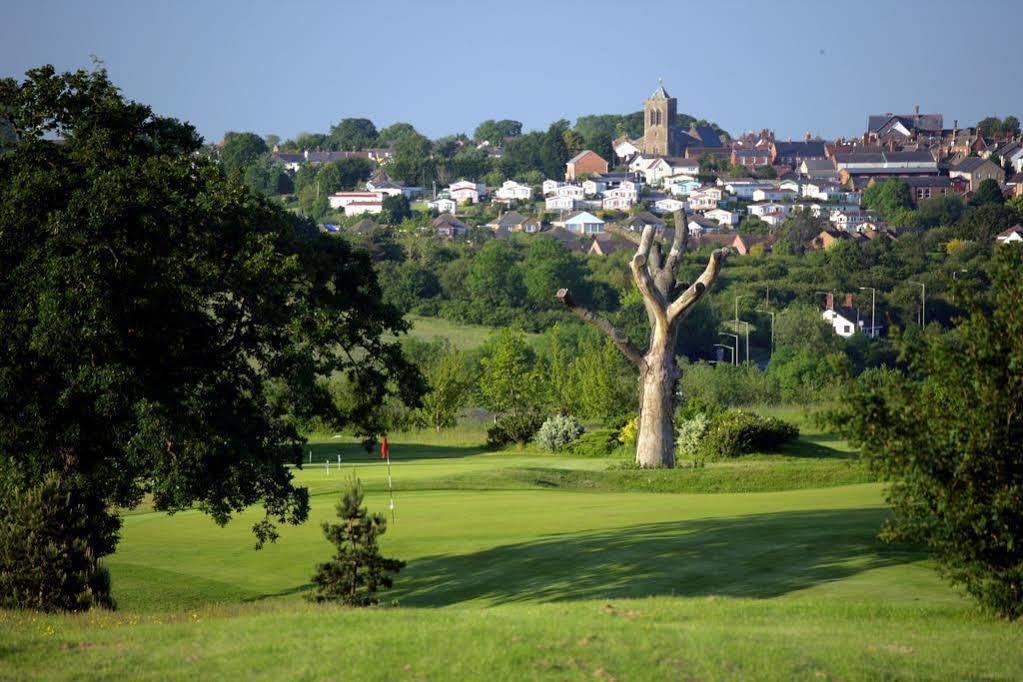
[404,314,541,351]
[3,415,1023,680]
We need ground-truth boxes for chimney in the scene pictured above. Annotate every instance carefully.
[844,293,854,307]
[825,293,834,310]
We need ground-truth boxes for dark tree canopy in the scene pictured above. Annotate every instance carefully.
[221,131,268,173]
[829,246,1023,618]
[971,178,1005,206]
[473,119,523,145]
[0,66,423,608]
[328,117,378,151]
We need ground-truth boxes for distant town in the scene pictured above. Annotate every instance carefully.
[220,82,1023,255]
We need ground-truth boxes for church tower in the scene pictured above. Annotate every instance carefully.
[641,81,678,157]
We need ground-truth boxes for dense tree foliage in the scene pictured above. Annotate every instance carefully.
[473,119,522,144]
[328,117,378,151]
[977,115,1021,139]
[0,66,423,609]
[829,246,1023,618]
[221,131,268,173]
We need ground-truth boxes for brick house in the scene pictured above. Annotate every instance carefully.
[565,150,609,180]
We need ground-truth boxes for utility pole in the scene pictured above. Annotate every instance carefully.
[859,286,876,338]
[720,332,739,366]
[734,293,751,361]
[908,281,926,327]
[951,269,967,305]
[740,320,751,364]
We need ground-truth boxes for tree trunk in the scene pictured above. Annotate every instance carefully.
[636,337,677,468]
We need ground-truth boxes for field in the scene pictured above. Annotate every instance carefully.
[3,413,1022,680]
[405,314,541,350]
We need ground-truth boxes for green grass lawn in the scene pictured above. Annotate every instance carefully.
[3,420,1022,680]
[405,314,541,351]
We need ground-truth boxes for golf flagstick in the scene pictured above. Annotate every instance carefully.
[382,436,395,523]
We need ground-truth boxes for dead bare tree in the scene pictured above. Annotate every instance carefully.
[557,210,728,468]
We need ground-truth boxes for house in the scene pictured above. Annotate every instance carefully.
[272,149,373,171]
[428,197,458,213]
[779,179,803,193]
[654,197,689,213]
[494,180,534,202]
[558,211,605,235]
[684,215,719,235]
[667,177,702,197]
[834,150,938,179]
[689,186,724,209]
[432,213,469,239]
[800,158,838,179]
[803,181,858,203]
[542,179,564,195]
[565,150,609,180]
[812,229,855,249]
[542,226,591,253]
[625,212,667,233]
[667,157,701,177]
[327,191,381,210]
[822,293,864,338]
[545,195,578,211]
[487,211,541,233]
[995,224,1023,244]
[749,202,791,218]
[587,232,631,256]
[448,180,486,204]
[752,187,797,202]
[988,140,1023,174]
[706,207,740,226]
[830,210,874,231]
[771,140,828,167]
[867,109,944,142]
[731,147,772,169]
[582,178,608,196]
[554,184,586,200]
[725,180,776,200]
[613,136,641,163]
[730,233,776,256]
[601,185,639,210]
[634,157,675,185]
[366,179,421,199]
[759,211,787,227]
[895,175,966,203]
[949,157,1006,191]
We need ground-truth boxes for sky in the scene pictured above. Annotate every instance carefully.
[3,0,1022,145]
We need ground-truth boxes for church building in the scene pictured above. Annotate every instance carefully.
[615,82,724,162]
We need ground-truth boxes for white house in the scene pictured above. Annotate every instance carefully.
[545,195,577,211]
[667,177,702,197]
[689,187,723,210]
[654,197,689,213]
[760,211,787,226]
[559,211,605,235]
[613,137,641,162]
[582,178,608,196]
[822,304,863,339]
[495,180,533,201]
[635,157,675,185]
[448,180,486,204]
[723,180,774,200]
[668,158,701,177]
[554,184,585,200]
[996,224,1023,244]
[779,179,803,193]
[328,191,382,210]
[428,197,458,213]
[705,208,740,226]
[830,209,873,230]
[752,187,798,202]
[748,202,791,217]
[542,179,564,195]
[343,200,383,216]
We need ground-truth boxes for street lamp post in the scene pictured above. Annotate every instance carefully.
[720,332,739,366]
[714,343,735,366]
[739,320,751,364]
[734,294,752,360]
[858,286,876,338]
[951,269,967,305]
[908,281,926,327]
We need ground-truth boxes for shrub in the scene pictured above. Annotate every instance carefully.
[565,429,621,457]
[676,413,710,461]
[0,473,119,612]
[616,415,639,450]
[699,410,799,460]
[486,410,545,448]
[309,475,404,606]
[534,415,585,452]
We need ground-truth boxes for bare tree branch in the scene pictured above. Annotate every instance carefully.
[556,289,645,368]
[631,251,669,328]
[604,223,642,245]
[667,248,729,323]
[663,209,690,274]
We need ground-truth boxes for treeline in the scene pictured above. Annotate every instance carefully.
[217,111,730,203]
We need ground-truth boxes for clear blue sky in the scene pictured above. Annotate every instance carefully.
[3,0,1021,144]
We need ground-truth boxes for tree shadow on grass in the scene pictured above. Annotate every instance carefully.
[305,441,486,463]
[778,433,859,460]
[391,508,919,606]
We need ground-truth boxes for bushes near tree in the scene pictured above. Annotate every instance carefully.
[535,415,585,452]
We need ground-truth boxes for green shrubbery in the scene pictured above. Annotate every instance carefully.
[565,429,622,457]
[675,410,798,461]
[534,415,584,452]
[486,411,545,448]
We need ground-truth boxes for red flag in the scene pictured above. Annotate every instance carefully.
[380,436,388,460]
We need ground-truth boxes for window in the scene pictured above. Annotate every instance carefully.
[844,325,851,334]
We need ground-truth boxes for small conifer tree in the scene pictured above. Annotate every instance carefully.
[309,475,404,606]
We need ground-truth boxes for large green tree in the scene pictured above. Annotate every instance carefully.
[328,118,378,151]
[220,131,268,173]
[829,245,1023,618]
[0,66,423,610]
